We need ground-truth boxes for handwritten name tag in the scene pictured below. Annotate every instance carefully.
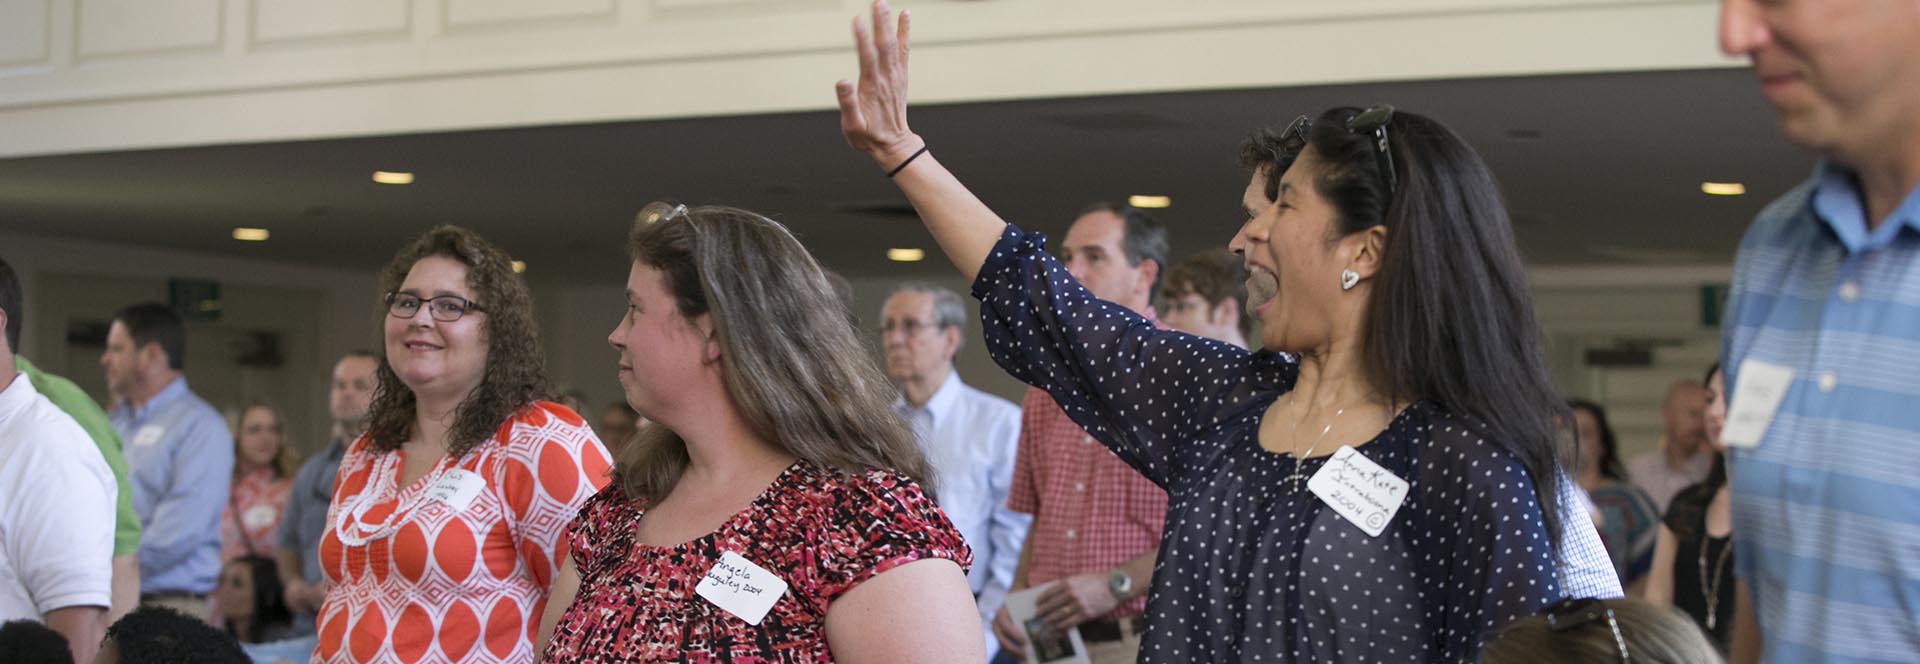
[1722,359,1794,449]
[131,425,164,447]
[697,551,788,625]
[423,469,485,512]
[1308,446,1410,538]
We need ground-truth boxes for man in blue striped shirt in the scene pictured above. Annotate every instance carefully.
[1718,1,1920,662]
[102,302,233,620]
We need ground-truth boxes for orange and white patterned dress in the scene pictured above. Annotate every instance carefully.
[314,402,611,664]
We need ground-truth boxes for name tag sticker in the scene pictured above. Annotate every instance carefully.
[697,551,788,625]
[1722,359,1795,449]
[423,469,486,512]
[131,425,164,447]
[1308,446,1410,538]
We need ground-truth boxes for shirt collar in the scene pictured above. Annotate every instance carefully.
[1809,160,1920,253]
[896,369,965,429]
[0,373,34,422]
[120,376,190,422]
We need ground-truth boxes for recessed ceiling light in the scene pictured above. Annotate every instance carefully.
[510,260,526,274]
[372,171,415,185]
[887,248,926,262]
[1701,182,1746,196]
[232,228,270,242]
[1128,195,1172,209]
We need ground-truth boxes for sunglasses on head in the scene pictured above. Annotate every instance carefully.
[1273,104,1398,197]
[1542,597,1632,663]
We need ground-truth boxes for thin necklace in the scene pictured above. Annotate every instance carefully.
[1286,403,1347,490]
[1699,525,1734,631]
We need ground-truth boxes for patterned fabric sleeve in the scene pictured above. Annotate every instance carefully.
[496,403,614,590]
[1416,419,1563,659]
[817,470,973,602]
[565,487,622,576]
[971,224,1260,488]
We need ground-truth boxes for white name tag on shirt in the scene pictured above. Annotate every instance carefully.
[1722,359,1795,449]
[697,551,787,626]
[131,425,164,447]
[1308,446,1410,538]
[423,469,486,512]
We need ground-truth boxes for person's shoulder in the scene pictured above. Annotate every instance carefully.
[1412,403,1531,474]
[4,391,109,477]
[499,401,595,446]
[954,381,1020,420]
[1741,178,1821,250]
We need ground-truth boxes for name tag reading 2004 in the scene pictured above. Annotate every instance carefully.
[1308,445,1411,538]
[698,551,789,626]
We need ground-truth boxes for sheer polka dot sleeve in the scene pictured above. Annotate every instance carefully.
[970,224,1273,488]
[816,470,972,603]
[1412,420,1563,658]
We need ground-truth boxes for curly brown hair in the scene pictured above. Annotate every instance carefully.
[363,226,553,457]
[613,205,929,503]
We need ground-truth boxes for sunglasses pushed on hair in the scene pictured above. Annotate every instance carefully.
[1275,104,1398,196]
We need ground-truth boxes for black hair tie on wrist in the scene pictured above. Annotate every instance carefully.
[887,146,930,178]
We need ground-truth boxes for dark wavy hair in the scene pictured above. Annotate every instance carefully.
[613,205,930,503]
[1567,399,1626,481]
[364,226,553,457]
[1240,106,1566,545]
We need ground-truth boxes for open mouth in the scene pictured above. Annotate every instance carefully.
[1245,264,1278,315]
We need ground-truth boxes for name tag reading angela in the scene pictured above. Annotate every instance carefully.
[1308,446,1410,538]
[697,551,788,626]
[423,469,486,512]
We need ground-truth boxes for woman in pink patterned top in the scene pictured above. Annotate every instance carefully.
[535,204,982,663]
[221,401,294,563]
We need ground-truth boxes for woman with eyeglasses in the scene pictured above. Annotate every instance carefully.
[834,2,1602,660]
[314,226,612,663]
[533,203,981,663]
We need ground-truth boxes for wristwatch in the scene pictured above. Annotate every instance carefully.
[1107,568,1133,602]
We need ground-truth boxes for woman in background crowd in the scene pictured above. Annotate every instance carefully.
[1569,400,1661,592]
[1644,363,1733,650]
[221,402,294,563]
[214,555,294,644]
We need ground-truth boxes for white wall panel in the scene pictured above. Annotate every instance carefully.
[75,0,221,58]
[250,0,411,45]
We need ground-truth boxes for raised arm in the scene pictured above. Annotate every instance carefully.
[835,0,1003,282]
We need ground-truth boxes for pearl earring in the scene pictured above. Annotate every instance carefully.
[1340,269,1359,291]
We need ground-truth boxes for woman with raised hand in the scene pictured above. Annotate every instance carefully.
[835,2,1600,660]
[536,203,980,663]
[315,226,611,663]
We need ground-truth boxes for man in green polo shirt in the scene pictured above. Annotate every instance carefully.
[16,353,142,620]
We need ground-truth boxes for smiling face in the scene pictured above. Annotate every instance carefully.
[1720,0,1920,158]
[382,255,489,405]
[235,406,283,472]
[1228,148,1371,353]
[607,261,714,422]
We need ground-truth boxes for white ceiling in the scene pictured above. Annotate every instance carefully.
[0,67,1808,285]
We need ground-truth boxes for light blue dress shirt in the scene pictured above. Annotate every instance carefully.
[1723,162,1920,663]
[897,370,1028,660]
[110,377,234,595]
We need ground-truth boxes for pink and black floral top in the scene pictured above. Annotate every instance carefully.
[542,462,970,663]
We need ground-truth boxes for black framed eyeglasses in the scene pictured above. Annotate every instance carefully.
[1543,597,1632,663]
[1271,105,1399,197]
[385,292,482,322]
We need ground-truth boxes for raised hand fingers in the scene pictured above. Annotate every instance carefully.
[870,0,896,72]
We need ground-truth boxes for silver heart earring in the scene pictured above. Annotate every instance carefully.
[1340,269,1359,291]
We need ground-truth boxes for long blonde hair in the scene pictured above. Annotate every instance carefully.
[612,205,929,503]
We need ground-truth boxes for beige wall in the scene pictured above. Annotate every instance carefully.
[1,0,1734,159]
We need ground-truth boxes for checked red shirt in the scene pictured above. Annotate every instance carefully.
[1007,386,1168,620]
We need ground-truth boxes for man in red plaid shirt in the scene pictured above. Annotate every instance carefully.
[990,203,1169,664]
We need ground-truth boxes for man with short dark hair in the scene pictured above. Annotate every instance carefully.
[102,303,232,618]
[1718,0,1920,660]
[1158,247,1251,349]
[0,255,116,664]
[881,282,1027,661]
[273,350,377,634]
[95,607,249,664]
[0,257,145,623]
